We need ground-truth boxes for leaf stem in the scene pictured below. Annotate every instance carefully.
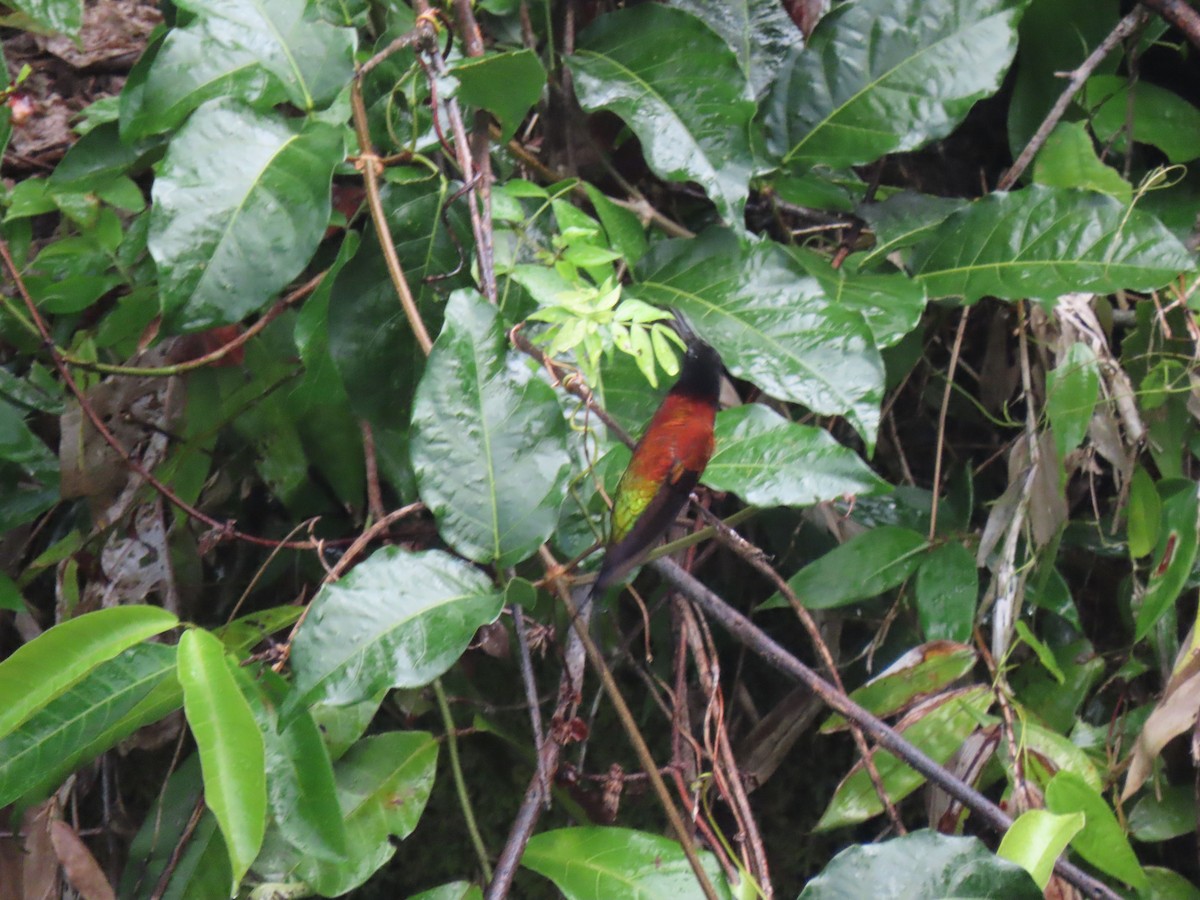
[434,678,494,882]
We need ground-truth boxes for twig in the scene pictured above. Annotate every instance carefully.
[360,420,385,524]
[0,238,327,552]
[928,307,970,539]
[999,7,1150,190]
[512,603,551,805]
[555,575,723,900]
[349,77,434,354]
[1140,0,1200,51]
[700,511,905,836]
[435,678,494,881]
[650,557,1122,900]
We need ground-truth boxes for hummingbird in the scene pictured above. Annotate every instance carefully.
[591,335,723,596]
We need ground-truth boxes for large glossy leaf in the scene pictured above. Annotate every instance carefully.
[669,0,801,98]
[120,0,355,138]
[854,192,968,268]
[294,732,438,896]
[787,246,928,347]
[911,186,1197,302]
[765,0,1024,169]
[706,404,888,507]
[452,51,546,143]
[0,605,177,742]
[149,100,342,331]
[567,5,755,223]
[288,547,504,711]
[761,525,929,610]
[0,643,177,809]
[410,290,571,567]
[177,628,266,893]
[631,228,883,446]
[816,685,993,829]
[522,827,733,900]
[998,810,1084,891]
[799,830,1040,900]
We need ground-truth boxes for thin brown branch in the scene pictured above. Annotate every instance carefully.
[650,556,1123,900]
[0,238,327,552]
[999,7,1150,190]
[928,307,970,539]
[349,78,434,354]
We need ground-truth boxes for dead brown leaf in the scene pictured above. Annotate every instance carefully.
[49,819,116,900]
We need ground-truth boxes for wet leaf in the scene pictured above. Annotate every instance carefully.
[177,628,266,892]
[633,228,884,446]
[411,290,571,567]
[568,5,755,223]
[798,830,1040,899]
[765,0,1024,169]
[706,404,888,507]
[521,826,733,900]
[452,50,546,143]
[149,101,343,331]
[915,542,978,642]
[669,0,801,97]
[287,547,504,711]
[912,186,1196,302]
[1033,121,1130,201]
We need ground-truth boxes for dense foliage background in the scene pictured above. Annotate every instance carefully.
[1,0,1200,897]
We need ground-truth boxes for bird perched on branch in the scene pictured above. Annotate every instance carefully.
[591,335,723,597]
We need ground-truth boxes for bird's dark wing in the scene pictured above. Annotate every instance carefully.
[592,466,700,595]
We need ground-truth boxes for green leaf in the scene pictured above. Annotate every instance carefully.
[411,290,572,566]
[1128,466,1162,559]
[821,641,977,732]
[120,0,355,138]
[632,228,884,447]
[567,4,755,224]
[788,246,928,348]
[798,830,1040,899]
[288,547,504,710]
[765,0,1024,169]
[522,826,733,900]
[119,755,232,899]
[1084,75,1200,164]
[1140,867,1200,900]
[762,525,928,610]
[0,643,177,809]
[408,883,484,900]
[177,628,267,893]
[1045,771,1146,890]
[6,0,81,36]
[0,605,177,741]
[452,50,546,143]
[328,179,468,427]
[816,685,993,829]
[912,186,1196,302]
[583,183,647,266]
[1014,621,1065,684]
[0,571,21,612]
[251,669,347,861]
[1033,121,1131,201]
[706,404,888,507]
[915,542,978,642]
[1136,483,1200,640]
[668,0,800,97]
[1129,785,1196,842]
[149,101,343,331]
[1046,341,1100,464]
[294,732,439,896]
[855,192,970,267]
[997,809,1085,891]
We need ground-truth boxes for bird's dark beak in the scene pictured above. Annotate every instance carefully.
[669,309,699,345]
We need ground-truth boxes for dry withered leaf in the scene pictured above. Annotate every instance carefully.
[49,819,115,900]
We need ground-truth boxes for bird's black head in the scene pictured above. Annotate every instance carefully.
[672,339,723,403]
